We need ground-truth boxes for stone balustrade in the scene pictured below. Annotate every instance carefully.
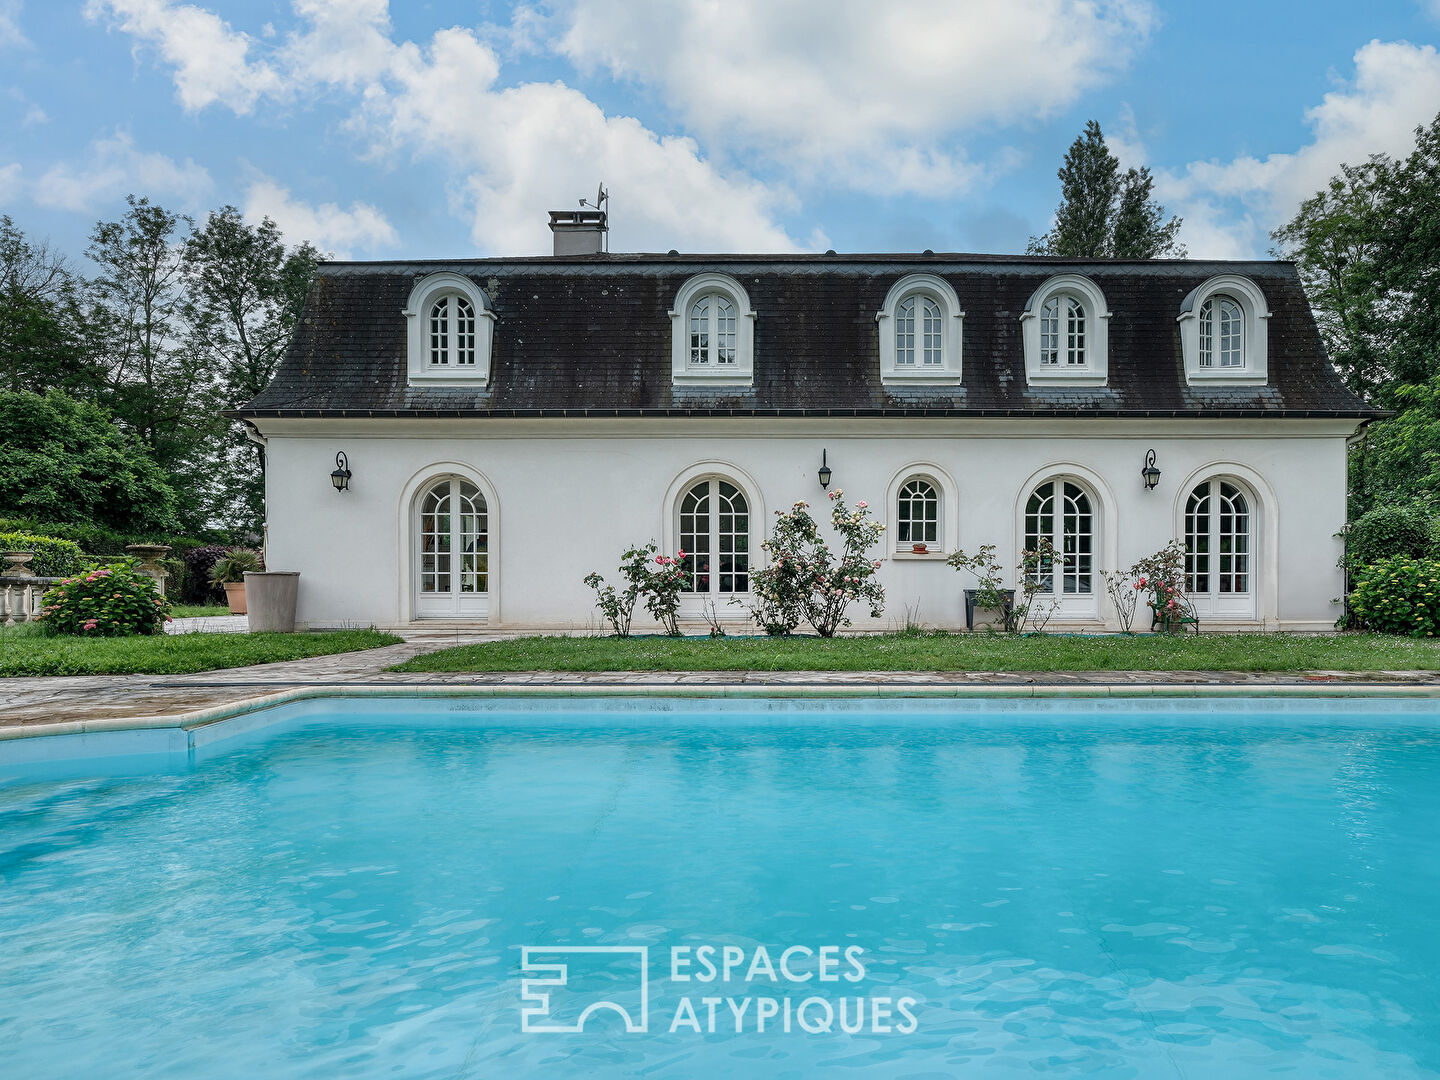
[1,575,61,625]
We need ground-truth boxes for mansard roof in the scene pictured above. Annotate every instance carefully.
[236,253,1379,420]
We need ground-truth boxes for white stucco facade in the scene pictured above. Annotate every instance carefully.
[252,416,1355,633]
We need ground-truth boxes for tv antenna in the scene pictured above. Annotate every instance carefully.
[579,183,609,252]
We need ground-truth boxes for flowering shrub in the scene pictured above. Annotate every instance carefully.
[1348,556,1440,636]
[747,490,885,637]
[1099,568,1141,633]
[1132,539,1190,629]
[39,559,171,636]
[584,543,689,636]
[1015,537,1059,633]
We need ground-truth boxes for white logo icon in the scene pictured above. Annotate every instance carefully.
[520,946,649,1033]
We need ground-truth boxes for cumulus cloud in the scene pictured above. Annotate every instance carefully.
[551,0,1156,194]
[242,176,397,258]
[0,162,21,202]
[1158,40,1440,257]
[85,0,282,113]
[30,132,211,212]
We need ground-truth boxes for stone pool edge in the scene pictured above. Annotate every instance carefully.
[6,680,1440,745]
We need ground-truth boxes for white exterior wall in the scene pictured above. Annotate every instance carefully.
[255,418,1355,633]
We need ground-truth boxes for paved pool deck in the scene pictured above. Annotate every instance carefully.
[5,625,1440,736]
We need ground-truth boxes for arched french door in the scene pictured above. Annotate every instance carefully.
[1024,478,1098,618]
[677,478,751,598]
[1185,478,1256,620]
[414,477,489,619]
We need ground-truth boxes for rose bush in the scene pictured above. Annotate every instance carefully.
[38,559,172,636]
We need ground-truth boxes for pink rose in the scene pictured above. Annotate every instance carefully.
[857,500,868,509]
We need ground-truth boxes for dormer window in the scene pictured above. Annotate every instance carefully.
[1021,274,1110,386]
[405,272,494,385]
[877,274,963,384]
[671,273,755,386]
[1198,295,1243,368]
[1178,275,1270,385]
[1039,294,1086,366]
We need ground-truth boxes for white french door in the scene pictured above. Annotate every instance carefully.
[415,478,489,619]
[1024,479,1098,619]
[1185,479,1255,620]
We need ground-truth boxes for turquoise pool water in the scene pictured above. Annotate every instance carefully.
[1,697,1438,1078]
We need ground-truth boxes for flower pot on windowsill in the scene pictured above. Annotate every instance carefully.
[222,581,247,615]
[911,543,929,554]
[964,588,1016,631]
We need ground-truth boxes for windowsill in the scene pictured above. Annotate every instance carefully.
[671,371,753,387]
[1027,369,1107,387]
[408,369,490,386]
[881,368,962,385]
[1186,369,1267,385]
[890,550,950,561]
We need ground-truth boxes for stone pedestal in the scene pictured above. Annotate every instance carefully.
[125,544,172,597]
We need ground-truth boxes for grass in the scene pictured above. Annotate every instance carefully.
[0,625,404,677]
[170,603,233,618]
[391,630,1440,674]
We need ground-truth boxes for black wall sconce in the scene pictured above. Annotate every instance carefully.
[331,451,352,493]
[1141,448,1161,491]
[818,449,832,490]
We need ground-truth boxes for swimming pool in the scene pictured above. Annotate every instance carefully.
[1,696,1437,1077]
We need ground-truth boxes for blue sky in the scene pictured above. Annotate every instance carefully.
[2,1,1439,264]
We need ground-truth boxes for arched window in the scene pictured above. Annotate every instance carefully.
[405,272,494,385]
[678,478,750,595]
[877,275,963,383]
[1185,478,1254,617]
[1025,480,1094,597]
[689,294,737,366]
[671,274,755,384]
[1199,295,1243,368]
[896,477,939,545]
[415,477,489,618]
[1021,274,1110,385]
[1039,295,1086,366]
[896,296,943,366]
[428,294,477,367]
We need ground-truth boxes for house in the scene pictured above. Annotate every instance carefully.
[233,209,1379,633]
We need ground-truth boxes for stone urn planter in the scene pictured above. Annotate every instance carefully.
[245,571,299,632]
[2,551,37,578]
[964,588,1016,631]
[125,543,172,596]
[223,581,248,615]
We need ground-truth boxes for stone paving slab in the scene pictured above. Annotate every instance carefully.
[5,623,1440,733]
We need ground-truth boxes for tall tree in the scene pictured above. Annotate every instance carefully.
[1029,121,1185,258]
[183,207,320,530]
[0,216,103,395]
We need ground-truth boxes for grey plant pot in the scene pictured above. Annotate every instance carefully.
[244,571,300,633]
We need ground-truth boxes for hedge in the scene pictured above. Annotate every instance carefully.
[1348,555,1440,636]
[0,531,89,578]
[1343,504,1437,567]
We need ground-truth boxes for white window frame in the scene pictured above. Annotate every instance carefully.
[876,274,964,384]
[884,463,959,559]
[404,272,495,386]
[1177,275,1270,385]
[1020,274,1110,387]
[676,476,753,598]
[1021,476,1100,619]
[670,273,755,386]
[1184,476,1258,621]
[413,475,490,620]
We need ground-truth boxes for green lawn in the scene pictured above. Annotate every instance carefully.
[170,603,234,618]
[0,626,403,677]
[392,631,1440,674]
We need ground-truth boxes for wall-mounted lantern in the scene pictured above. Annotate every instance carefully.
[331,451,352,493]
[1141,448,1161,492]
[818,449,832,490]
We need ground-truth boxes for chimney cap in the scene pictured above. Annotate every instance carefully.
[547,207,608,256]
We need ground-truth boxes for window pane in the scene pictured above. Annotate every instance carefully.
[1066,297,1086,366]
[897,478,939,545]
[715,297,736,365]
[1219,297,1243,367]
[922,298,942,365]
[1199,298,1214,367]
[689,297,710,365]
[1040,298,1059,365]
[896,296,916,365]
[454,295,476,366]
[680,482,710,592]
[429,298,449,366]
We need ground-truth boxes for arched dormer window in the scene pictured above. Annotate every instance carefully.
[670,274,755,386]
[1178,276,1270,385]
[1021,274,1110,386]
[877,274,963,384]
[404,272,495,385]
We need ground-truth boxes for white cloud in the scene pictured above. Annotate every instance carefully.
[242,176,397,258]
[551,0,1156,194]
[0,163,21,202]
[0,0,26,47]
[85,0,282,113]
[29,132,211,212]
[1159,40,1440,257]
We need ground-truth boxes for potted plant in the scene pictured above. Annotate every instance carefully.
[210,548,263,614]
[947,544,1015,630]
[911,542,929,554]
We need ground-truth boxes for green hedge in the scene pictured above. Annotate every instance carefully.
[1344,504,1437,567]
[0,531,88,578]
[1348,556,1440,636]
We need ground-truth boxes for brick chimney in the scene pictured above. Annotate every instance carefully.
[548,208,608,256]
